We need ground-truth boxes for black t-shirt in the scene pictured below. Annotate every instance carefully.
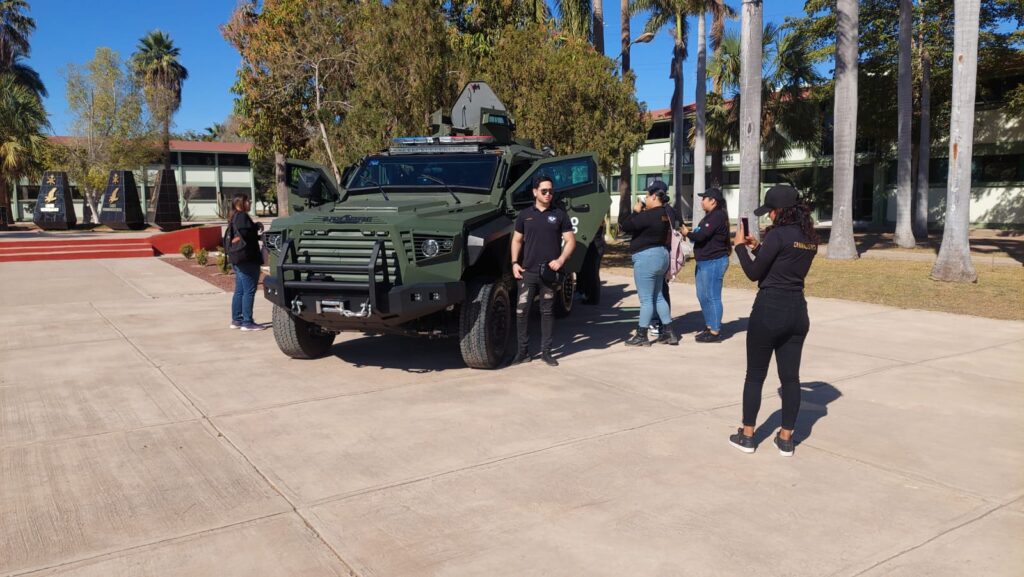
[620,207,670,254]
[514,205,572,270]
[687,209,730,261]
[735,224,817,291]
[230,211,262,264]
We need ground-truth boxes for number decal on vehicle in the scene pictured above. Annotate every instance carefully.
[570,216,579,234]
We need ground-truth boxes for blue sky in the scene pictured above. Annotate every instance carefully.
[26,0,812,135]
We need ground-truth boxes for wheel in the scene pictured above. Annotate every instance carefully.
[577,245,602,305]
[272,305,335,359]
[459,276,513,369]
[552,271,576,318]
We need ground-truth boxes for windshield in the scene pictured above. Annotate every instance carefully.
[348,154,498,192]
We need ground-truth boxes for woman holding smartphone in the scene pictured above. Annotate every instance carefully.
[680,188,731,342]
[729,185,818,457]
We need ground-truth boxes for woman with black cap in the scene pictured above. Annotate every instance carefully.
[729,185,818,456]
[680,188,731,342]
[619,180,678,346]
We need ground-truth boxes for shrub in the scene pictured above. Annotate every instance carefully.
[196,248,209,266]
[179,243,195,259]
[217,251,231,274]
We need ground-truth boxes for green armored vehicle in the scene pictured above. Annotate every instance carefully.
[262,82,608,368]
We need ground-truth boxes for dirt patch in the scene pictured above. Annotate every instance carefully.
[161,255,267,293]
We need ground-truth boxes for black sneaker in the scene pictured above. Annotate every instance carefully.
[729,428,756,453]
[695,331,722,343]
[774,433,795,457]
[625,328,651,347]
[541,351,559,367]
[509,350,532,366]
[656,327,680,346]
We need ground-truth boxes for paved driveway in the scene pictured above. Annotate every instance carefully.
[2,259,1022,576]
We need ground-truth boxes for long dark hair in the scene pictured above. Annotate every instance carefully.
[227,192,249,223]
[768,202,819,244]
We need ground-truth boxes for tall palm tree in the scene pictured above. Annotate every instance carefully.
[692,0,733,224]
[0,73,47,227]
[592,0,604,53]
[894,0,915,248]
[618,0,633,222]
[631,0,700,217]
[931,0,980,282]
[828,0,859,260]
[737,0,761,237]
[913,0,932,239]
[132,30,188,171]
[556,0,593,42]
[0,0,33,65]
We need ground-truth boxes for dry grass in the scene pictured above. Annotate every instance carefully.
[603,242,1024,321]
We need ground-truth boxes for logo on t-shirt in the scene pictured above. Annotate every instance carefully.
[547,215,557,223]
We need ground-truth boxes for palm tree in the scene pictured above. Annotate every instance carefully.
[894,0,915,248]
[593,0,604,53]
[556,0,593,42]
[913,0,932,239]
[737,0,762,238]
[691,0,734,224]
[631,0,700,217]
[132,30,188,171]
[931,0,980,282]
[828,0,859,260]
[0,0,33,65]
[0,73,47,227]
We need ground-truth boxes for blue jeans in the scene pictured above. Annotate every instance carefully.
[632,247,672,328]
[232,262,261,324]
[695,255,729,332]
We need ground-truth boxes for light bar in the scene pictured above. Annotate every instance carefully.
[391,135,496,146]
[389,144,482,154]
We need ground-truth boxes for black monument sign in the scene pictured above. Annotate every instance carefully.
[33,171,77,230]
[100,170,145,230]
[148,169,181,231]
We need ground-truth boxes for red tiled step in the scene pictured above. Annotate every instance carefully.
[0,246,155,263]
[0,237,153,249]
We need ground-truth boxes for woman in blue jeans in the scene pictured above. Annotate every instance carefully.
[681,188,731,342]
[618,181,678,346]
[227,193,266,331]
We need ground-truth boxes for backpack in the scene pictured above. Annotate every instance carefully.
[664,207,691,282]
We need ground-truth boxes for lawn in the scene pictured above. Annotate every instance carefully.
[603,242,1024,321]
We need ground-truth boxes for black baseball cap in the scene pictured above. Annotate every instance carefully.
[698,187,724,201]
[753,185,800,216]
[646,180,668,194]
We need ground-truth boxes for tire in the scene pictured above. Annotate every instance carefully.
[272,305,335,359]
[552,271,576,318]
[459,276,513,369]
[577,245,602,305]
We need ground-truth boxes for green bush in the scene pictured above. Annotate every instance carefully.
[217,251,231,274]
[179,243,195,259]
[195,248,209,266]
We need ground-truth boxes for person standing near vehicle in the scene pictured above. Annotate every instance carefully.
[728,185,818,457]
[227,193,266,331]
[510,175,576,367]
[619,181,678,346]
[680,188,731,342]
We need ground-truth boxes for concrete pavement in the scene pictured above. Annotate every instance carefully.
[1,259,1022,576]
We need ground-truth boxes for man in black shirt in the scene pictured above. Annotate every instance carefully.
[510,175,576,366]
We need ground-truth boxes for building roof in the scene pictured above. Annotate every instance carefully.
[48,136,252,154]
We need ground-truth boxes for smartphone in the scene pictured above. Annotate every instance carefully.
[741,217,750,237]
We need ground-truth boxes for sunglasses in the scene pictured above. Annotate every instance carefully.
[538,188,554,195]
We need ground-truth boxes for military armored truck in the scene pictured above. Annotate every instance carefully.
[261,82,608,368]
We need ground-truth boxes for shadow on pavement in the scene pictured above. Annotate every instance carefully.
[750,381,843,446]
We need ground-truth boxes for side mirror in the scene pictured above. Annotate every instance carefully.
[286,164,336,205]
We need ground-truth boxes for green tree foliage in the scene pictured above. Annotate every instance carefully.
[0,0,47,226]
[132,31,188,171]
[51,47,157,223]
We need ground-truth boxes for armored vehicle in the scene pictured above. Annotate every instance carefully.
[262,82,608,368]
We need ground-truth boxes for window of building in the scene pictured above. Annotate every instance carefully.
[221,186,253,201]
[182,186,217,201]
[722,171,740,186]
[17,185,38,200]
[218,153,251,167]
[976,155,1023,183]
[180,152,216,166]
[647,121,671,140]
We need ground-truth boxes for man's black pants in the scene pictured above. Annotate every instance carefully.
[516,271,555,353]
[742,288,810,430]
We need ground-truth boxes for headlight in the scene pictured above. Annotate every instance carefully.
[422,238,440,258]
[263,231,284,252]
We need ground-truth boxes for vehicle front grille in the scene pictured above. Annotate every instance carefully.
[295,230,400,285]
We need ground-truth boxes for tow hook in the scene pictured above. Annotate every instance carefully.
[291,297,305,315]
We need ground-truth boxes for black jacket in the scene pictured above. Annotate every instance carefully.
[620,207,671,254]
[229,211,262,265]
[736,224,817,291]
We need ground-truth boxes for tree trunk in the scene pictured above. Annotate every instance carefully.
[275,151,288,217]
[592,0,604,54]
[914,21,931,238]
[617,0,632,223]
[671,24,689,220]
[829,0,859,259]
[711,148,724,186]
[163,117,172,171]
[692,10,708,225]
[739,0,762,239]
[931,0,979,283]
[85,191,102,225]
[894,0,915,248]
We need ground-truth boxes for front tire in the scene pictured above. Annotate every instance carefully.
[459,276,513,369]
[272,305,335,359]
